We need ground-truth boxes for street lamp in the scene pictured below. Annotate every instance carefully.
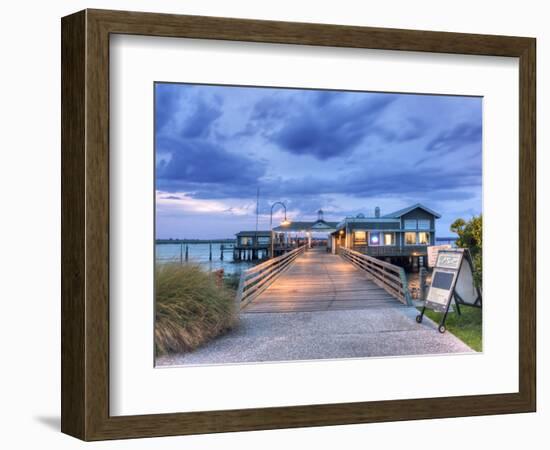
[270,201,290,258]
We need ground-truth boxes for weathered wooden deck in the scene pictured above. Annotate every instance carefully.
[243,247,403,313]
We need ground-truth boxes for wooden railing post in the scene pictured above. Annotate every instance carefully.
[235,244,307,309]
[235,272,246,310]
[338,246,412,305]
[398,267,413,306]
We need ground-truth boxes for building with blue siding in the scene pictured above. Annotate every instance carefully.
[330,204,441,267]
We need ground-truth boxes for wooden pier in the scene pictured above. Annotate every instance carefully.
[238,247,410,313]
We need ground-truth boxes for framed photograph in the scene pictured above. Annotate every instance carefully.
[61,9,536,441]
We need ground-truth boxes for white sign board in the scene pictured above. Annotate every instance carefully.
[454,255,480,306]
[427,245,452,267]
[425,249,464,313]
[436,251,462,270]
[424,248,482,314]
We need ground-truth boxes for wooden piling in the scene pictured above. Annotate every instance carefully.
[419,267,427,300]
[185,245,189,261]
[209,243,212,261]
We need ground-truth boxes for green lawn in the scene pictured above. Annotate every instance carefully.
[419,305,482,352]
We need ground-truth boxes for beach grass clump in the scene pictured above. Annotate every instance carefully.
[155,263,238,356]
[223,272,242,290]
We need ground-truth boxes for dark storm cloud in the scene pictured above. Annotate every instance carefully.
[155,84,182,131]
[271,94,399,159]
[242,91,427,160]
[269,166,481,201]
[250,96,289,121]
[165,163,480,203]
[155,84,223,139]
[179,99,223,138]
[156,137,266,190]
[426,122,482,153]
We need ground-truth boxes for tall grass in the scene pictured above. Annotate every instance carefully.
[155,263,238,356]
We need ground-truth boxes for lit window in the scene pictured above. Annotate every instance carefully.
[405,232,416,245]
[369,232,381,246]
[354,231,366,245]
[418,232,430,245]
[384,233,395,245]
[241,237,252,245]
[404,219,417,229]
[418,219,430,230]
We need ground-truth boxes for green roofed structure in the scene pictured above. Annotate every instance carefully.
[235,204,441,267]
[330,203,441,268]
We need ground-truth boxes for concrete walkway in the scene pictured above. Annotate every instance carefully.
[157,305,473,366]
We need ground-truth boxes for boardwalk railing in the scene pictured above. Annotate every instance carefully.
[338,247,412,306]
[235,245,307,309]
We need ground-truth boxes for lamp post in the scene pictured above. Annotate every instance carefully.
[270,201,290,258]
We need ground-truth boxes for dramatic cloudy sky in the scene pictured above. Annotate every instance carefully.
[155,83,482,239]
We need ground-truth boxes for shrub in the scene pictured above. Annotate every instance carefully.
[155,263,237,356]
[451,214,482,288]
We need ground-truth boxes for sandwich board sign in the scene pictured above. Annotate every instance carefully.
[416,249,482,333]
[427,244,452,267]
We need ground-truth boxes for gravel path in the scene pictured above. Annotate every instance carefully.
[156,306,473,366]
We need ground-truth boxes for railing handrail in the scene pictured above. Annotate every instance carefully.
[338,247,412,305]
[235,245,307,308]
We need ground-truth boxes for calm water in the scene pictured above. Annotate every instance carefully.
[156,243,253,275]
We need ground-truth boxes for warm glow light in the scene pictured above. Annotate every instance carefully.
[281,219,291,226]
[339,230,344,235]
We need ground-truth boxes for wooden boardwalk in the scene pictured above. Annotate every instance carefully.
[243,247,403,313]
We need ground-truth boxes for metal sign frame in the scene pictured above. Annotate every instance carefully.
[416,249,482,333]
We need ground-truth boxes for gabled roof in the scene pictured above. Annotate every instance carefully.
[272,219,338,232]
[383,203,441,219]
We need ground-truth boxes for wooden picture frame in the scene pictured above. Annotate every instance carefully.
[61,9,536,441]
